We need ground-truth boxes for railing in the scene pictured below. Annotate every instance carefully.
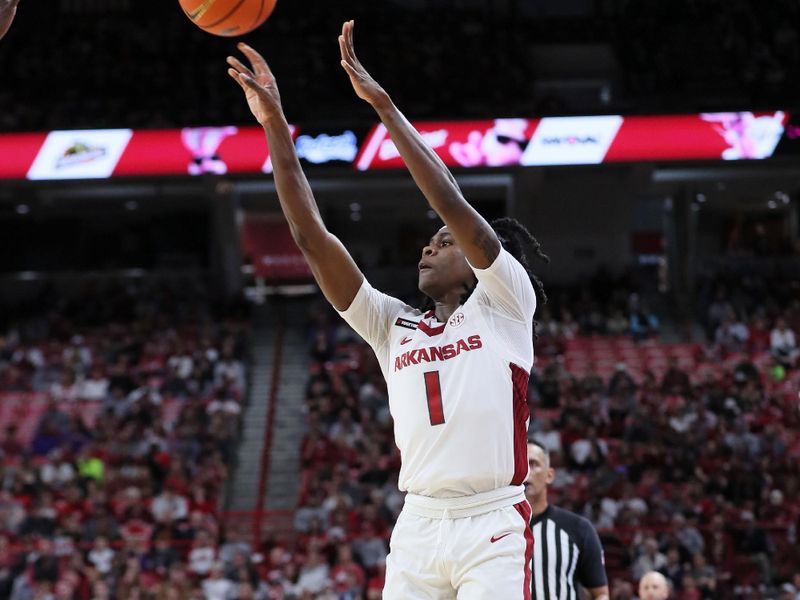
[252,303,287,549]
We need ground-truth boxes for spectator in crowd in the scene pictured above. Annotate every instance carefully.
[632,538,668,581]
[771,317,798,365]
[639,571,671,600]
[295,547,331,595]
[736,510,774,585]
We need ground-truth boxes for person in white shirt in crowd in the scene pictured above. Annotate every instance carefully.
[202,562,236,600]
[771,318,798,364]
[571,427,608,469]
[39,448,76,489]
[49,372,82,403]
[87,536,115,576]
[295,548,331,595]
[80,365,110,401]
[151,487,189,524]
[188,529,217,576]
[632,538,668,581]
[214,347,246,392]
[532,418,562,456]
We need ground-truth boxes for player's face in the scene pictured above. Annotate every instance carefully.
[639,574,670,600]
[525,444,554,500]
[418,227,475,301]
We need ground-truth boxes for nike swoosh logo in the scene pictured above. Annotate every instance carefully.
[490,533,513,543]
[400,336,413,345]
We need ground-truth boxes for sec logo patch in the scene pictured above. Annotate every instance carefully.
[449,312,465,328]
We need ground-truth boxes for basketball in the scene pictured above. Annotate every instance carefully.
[179,0,277,37]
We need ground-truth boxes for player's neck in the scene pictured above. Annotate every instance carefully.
[432,296,462,323]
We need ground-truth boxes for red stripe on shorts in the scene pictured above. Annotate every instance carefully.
[514,500,533,600]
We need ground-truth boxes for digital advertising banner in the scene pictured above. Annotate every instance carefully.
[0,111,789,181]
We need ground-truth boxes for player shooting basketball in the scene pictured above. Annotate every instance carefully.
[0,0,20,40]
[227,19,549,599]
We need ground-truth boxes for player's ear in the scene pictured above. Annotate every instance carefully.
[546,467,555,484]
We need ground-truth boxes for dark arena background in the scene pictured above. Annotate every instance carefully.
[1,1,799,599]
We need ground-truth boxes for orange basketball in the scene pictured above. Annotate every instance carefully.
[179,0,277,37]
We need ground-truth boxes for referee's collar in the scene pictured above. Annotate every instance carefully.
[530,504,552,525]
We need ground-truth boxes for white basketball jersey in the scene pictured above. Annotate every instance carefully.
[339,248,536,498]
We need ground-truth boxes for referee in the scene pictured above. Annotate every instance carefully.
[526,440,609,600]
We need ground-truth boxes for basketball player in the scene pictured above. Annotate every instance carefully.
[526,441,609,600]
[0,0,20,40]
[226,19,548,598]
[638,571,671,600]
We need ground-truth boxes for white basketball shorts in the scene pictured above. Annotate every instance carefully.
[384,486,533,600]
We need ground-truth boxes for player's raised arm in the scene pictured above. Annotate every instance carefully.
[0,0,20,40]
[227,43,364,311]
[338,20,501,270]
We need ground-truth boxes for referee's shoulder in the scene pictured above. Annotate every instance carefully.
[540,505,598,538]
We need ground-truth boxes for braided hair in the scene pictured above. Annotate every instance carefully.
[489,217,549,308]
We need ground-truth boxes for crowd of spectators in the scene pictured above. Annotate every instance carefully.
[2,0,800,132]
[0,282,253,600]
[698,270,800,368]
[534,268,662,349]
[2,265,798,599]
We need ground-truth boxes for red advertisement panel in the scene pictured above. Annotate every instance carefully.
[0,133,48,179]
[241,215,311,280]
[606,112,787,162]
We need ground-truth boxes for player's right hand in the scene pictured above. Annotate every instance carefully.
[227,43,284,127]
[339,20,389,108]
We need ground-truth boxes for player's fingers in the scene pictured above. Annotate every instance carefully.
[227,68,248,91]
[238,72,270,99]
[237,43,273,76]
[227,56,255,79]
[338,35,353,64]
[340,60,359,80]
[347,21,362,66]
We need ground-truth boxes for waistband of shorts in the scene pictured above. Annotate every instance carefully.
[402,485,526,519]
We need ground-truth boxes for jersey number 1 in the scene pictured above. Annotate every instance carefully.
[423,371,445,426]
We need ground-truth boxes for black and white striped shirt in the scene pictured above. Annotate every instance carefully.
[530,505,607,600]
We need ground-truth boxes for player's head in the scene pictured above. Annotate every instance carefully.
[525,440,555,502]
[418,226,475,302]
[639,571,671,600]
[418,218,549,309]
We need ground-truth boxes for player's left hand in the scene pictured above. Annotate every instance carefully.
[0,0,21,40]
[339,20,388,107]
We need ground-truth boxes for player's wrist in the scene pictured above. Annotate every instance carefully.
[260,111,289,131]
[368,89,392,112]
